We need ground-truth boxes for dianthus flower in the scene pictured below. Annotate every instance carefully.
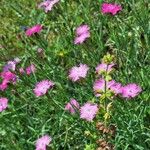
[38,0,59,13]
[74,32,90,44]
[80,102,99,121]
[101,3,122,15]
[33,80,54,97]
[0,97,8,112]
[26,24,42,36]
[75,25,90,36]
[65,99,80,114]
[74,25,90,44]
[0,71,17,83]
[121,83,142,98]
[0,80,8,91]
[36,135,52,150]
[68,64,89,82]
[96,63,114,74]
[93,79,122,97]
[26,64,36,75]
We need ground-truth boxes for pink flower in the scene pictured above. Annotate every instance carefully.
[3,61,16,72]
[26,64,36,75]
[0,80,8,91]
[121,83,142,98]
[76,25,90,36]
[0,97,8,112]
[74,32,90,44]
[80,102,99,121]
[109,81,122,95]
[65,99,80,114]
[26,24,42,36]
[101,3,122,15]
[33,80,54,97]
[19,68,25,74]
[0,71,16,83]
[74,25,90,44]
[36,135,52,150]
[96,63,114,74]
[3,58,20,72]
[38,0,59,13]
[93,79,115,97]
[68,64,89,82]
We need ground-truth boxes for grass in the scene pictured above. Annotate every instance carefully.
[0,0,150,149]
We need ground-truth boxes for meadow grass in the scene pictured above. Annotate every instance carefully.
[0,0,150,149]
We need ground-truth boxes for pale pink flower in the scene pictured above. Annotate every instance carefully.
[3,58,20,72]
[33,80,54,97]
[38,0,59,13]
[76,25,90,36]
[3,61,16,72]
[65,99,80,114]
[96,63,114,74]
[121,83,142,98]
[80,102,99,121]
[37,48,43,53]
[93,79,115,97]
[26,24,42,36]
[101,3,122,15]
[19,68,25,74]
[109,81,122,95]
[26,64,36,75]
[36,135,52,150]
[68,64,89,82]
[74,32,90,44]
[0,97,8,112]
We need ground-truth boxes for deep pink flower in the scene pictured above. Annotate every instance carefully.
[0,97,8,112]
[38,0,59,13]
[26,64,36,75]
[80,102,99,121]
[76,25,90,36]
[65,99,80,114]
[121,83,142,98]
[68,64,89,82]
[36,135,52,150]
[0,71,16,83]
[0,80,8,91]
[101,3,122,15]
[96,63,114,74]
[33,80,54,97]
[74,32,90,44]
[26,24,42,36]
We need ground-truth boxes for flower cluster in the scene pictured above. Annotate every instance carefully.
[93,55,142,99]
[65,99,99,122]
[0,1,144,149]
